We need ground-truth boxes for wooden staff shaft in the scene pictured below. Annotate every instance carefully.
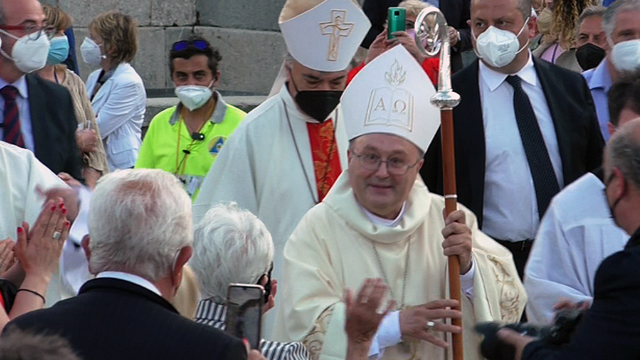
[441,108,463,360]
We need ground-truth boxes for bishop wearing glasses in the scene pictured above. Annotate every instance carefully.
[272,46,526,360]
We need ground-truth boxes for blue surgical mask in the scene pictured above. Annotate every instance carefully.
[47,35,69,66]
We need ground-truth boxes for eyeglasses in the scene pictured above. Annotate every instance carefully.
[171,40,208,52]
[0,24,56,41]
[257,262,274,304]
[351,149,421,175]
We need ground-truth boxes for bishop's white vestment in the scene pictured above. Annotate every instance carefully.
[0,142,69,304]
[272,172,526,360]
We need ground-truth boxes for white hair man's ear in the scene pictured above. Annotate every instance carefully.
[171,246,194,294]
[81,235,92,270]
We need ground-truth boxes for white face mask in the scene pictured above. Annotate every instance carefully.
[81,37,104,66]
[473,19,529,68]
[175,83,214,111]
[0,29,51,73]
[610,39,640,73]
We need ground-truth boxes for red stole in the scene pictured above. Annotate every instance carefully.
[306,120,341,202]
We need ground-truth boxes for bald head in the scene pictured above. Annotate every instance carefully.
[0,0,44,26]
[607,118,640,191]
[0,0,45,82]
[471,0,532,23]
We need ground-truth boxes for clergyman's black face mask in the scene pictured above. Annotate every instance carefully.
[289,74,342,123]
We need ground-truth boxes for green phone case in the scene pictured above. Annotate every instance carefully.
[387,7,406,39]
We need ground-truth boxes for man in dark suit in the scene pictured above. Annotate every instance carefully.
[497,117,640,360]
[3,169,247,360]
[421,0,604,277]
[0,0,82,180]
[361,0,472,72]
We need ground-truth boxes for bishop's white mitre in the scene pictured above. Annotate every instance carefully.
[279,0,370,72]
[341,45,441,152]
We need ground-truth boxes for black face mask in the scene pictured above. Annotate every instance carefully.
[289,77,342,123]
[603,173,622,224]
[576,43,606,71]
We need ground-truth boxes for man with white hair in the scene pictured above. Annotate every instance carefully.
[190,203,310,360]
[583,0,640,141]
[273,46,526,360]
[3,169,247,360]
[193,0,370,335]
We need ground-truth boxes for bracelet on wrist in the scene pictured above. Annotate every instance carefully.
[16,288,46,304]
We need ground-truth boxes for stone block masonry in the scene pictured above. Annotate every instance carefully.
[42,0,287,96]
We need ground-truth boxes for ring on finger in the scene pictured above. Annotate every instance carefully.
[426,321,436,335]
[52,231,62,241]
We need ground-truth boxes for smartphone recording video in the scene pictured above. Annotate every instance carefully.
[225,284,264,350]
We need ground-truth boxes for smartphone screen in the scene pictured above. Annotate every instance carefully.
[226,284,264,350]
[387,7,406,39]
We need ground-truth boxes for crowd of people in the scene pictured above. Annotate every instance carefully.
[0,0,639,359]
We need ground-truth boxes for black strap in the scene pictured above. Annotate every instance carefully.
[506,75,560,219]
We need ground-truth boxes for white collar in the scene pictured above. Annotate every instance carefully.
[0,75,29,99]
[479,51,537,92]
[97,271,162,296]
[361,202,407,227]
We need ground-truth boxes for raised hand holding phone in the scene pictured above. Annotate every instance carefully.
[387,7,406,39]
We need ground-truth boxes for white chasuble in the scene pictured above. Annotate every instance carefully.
[193,86,349,336]
[0,142,66,241]
[272,172,526,360]
[0,143,69,305]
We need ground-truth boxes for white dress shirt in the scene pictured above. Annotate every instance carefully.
[362,203,476,359]
[0,76,35,151]
[479,53,564,241]
[96,271,161,296]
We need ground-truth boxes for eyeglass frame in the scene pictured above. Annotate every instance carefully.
[0,24,56,41]
[256,262,274,304]
[350,148,422,175]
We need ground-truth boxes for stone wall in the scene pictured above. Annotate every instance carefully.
[40,0,288,95]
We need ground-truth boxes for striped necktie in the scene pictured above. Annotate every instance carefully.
[1,85,25,148]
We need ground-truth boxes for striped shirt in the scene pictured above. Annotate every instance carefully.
[195,299,310,360]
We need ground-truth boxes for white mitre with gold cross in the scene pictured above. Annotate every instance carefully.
[341,45,440,152]
[279,0,370,72]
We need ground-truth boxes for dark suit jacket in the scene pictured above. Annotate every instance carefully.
[361,0,472,72]
[26,74,83,180]
[420,58,604,228]
[522,227,640,359]
[4,278,247,360]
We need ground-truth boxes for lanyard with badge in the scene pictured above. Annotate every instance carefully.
[174,106,209,195]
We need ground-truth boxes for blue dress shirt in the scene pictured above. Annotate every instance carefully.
[583,60,612,142]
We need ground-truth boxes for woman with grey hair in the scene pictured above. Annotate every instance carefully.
[190,203,310,360]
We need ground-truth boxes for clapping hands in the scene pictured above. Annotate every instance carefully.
[15,199,70,285]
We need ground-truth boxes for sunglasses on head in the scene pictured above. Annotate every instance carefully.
[171,40,208,52]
